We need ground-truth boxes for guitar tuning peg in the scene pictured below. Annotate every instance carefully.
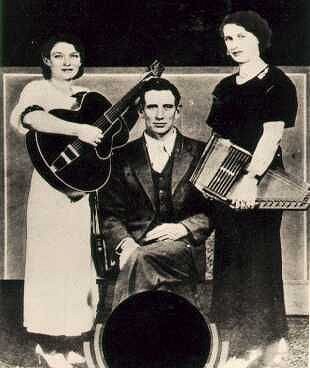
[146,60,158,71]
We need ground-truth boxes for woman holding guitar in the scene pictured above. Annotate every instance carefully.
[10,34,124,368]
[206,11,298,367]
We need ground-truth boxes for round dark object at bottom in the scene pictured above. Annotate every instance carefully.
[102,290,211,368]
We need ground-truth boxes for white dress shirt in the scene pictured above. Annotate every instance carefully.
[144,128,177,173]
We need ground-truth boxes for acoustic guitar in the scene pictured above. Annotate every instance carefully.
[26,61,165,196]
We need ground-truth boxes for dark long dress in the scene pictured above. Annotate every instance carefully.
[206,66,298,354]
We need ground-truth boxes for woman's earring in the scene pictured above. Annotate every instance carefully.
[226,50,230,56]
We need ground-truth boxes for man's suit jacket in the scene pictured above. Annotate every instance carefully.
[97,130,213,279]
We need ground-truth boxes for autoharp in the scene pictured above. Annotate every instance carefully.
[190,134,310,210]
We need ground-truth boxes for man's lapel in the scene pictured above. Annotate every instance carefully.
[171,133,194,194]
[128,132,195,206]
[129,137,156,209]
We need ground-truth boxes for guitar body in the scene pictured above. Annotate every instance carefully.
[26,92,129,196]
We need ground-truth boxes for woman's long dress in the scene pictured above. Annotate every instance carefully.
[11,79,98,336]
[206,66,298,352]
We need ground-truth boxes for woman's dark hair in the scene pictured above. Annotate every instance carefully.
[219,10,272,53]
[139,78,181,109]
[40,34,85,80]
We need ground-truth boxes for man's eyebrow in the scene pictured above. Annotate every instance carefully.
[146,103,158,108]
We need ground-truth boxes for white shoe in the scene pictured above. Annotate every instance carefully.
[66,351,86,364]
[35,344,73,368]
[221,348,262,368]
[263,338,289,368]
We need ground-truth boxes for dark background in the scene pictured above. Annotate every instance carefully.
[1,0,310,67]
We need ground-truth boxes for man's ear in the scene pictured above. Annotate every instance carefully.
[43,57,51,66]
[138,108,145,119]
[137,102,145,117]
[175,104,182,119]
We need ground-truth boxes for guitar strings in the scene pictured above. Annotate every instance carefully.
[71,64,163,152]
[72,78,147,152]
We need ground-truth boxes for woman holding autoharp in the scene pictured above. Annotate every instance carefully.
[206,10,298,367]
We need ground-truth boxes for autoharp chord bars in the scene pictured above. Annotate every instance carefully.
[208,146,251,197]
[190,134,310,210]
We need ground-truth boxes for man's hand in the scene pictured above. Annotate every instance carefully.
[144,223,188,242]
[119,239,140,270]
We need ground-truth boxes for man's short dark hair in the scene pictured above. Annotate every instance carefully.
[139,78,181,109]
[219,10,272,53]
[40,34,85,80]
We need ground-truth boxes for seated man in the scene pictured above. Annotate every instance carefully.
[97,77,213,309]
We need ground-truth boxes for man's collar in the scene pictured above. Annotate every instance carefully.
[143,127,177,156]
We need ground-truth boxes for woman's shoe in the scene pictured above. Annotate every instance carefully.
[35,344,43,365]
[66,351,86,364]
[221,348,263,368]
[262,338,289,368]
[35,344,73,368]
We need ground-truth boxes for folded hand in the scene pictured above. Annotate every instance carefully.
[119,239,140,270]
[144,223,188,242]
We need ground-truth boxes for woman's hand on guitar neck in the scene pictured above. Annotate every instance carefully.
[76,124,103,146]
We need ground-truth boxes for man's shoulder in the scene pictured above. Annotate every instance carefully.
[112,136,144,160]
[182,134,205,145]
[181,134,206,154]
[122,136,143,151]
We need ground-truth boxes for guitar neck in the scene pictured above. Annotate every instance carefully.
[95,78,146,130]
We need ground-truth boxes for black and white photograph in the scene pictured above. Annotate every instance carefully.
[0,1,309,368]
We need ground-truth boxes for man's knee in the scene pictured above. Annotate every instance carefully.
[130,246,154,264]
[124,245,165,273]
[124,246,151,268]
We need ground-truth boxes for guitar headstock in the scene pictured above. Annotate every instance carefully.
[146,60,165,78]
